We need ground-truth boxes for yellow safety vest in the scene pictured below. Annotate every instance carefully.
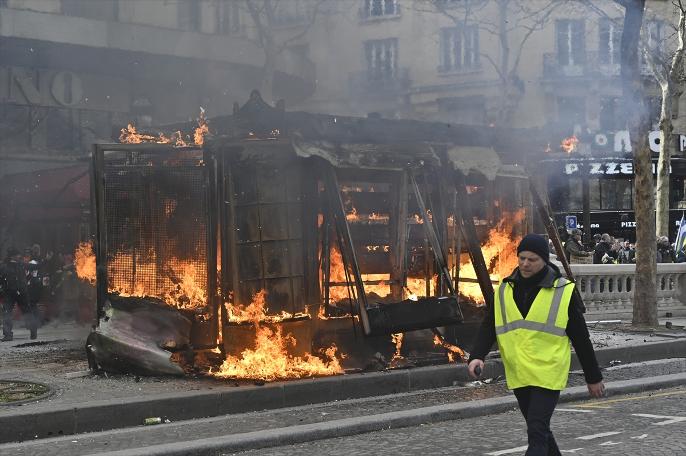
[494,277,575,391]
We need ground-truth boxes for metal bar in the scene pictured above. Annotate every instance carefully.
[92,144,108,322]
[389,170,408,300]
[322,206,331,314]
[410,173,456,298]
[322,162,371,335]
[205,149,219,346]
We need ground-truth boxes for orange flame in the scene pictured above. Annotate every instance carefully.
[225,291,309,324]
[560,135,579,153]
[391,333,404,364]
[433,334,466,363]
[74,242,207,310]
[212,291,344,381]
[119,109,209,147]
[75,241,96,284]
[194,108,209,146]
[458,209,525,303]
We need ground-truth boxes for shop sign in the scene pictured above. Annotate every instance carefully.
[591,130,686,153]
[563,161,668,175]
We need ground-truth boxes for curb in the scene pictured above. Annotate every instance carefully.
[93,372,686,456]
[0,338,684,444]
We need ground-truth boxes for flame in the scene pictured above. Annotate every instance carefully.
[225,291,309,325]
[560,135,579,153]
[458,209,525,303]
[194,108,209,146]
[368,212,390,224]
[119,109,209,147]
[390,333,404,364]
[212,291,344,381]
[74,242,208,310]
[345,207,360,222]
[75,241,96,284]
[433,334,466,363]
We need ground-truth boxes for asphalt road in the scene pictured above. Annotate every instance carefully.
[233,386,686,456]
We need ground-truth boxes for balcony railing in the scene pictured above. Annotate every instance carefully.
[543,52,653,80]
[348,67,411,98]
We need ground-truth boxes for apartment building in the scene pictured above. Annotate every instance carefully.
[0,0,315,250]
[298,0,685,241]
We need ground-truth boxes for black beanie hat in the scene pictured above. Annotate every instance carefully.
[517,234,549,263]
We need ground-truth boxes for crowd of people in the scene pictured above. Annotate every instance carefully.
[557,229,679,265]
[0,243,84,341]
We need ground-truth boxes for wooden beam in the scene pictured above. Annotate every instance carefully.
[453,172,495,309]
[322,162,371,335]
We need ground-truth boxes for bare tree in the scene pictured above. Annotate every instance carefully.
[616,0,657,327]
[413,0,562,125]
[645,1,686,238]
[242,0,324,103]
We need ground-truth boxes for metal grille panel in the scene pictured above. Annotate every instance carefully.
[102,152,208,310]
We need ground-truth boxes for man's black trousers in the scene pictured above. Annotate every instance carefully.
[513,386,562,456]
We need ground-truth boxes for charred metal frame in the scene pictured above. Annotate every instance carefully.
[91,143,219,348]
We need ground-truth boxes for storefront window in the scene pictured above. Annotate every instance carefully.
[590,179,601,210]
[600,179,632,210]
[672,177,686,209]
[549,177,583,211]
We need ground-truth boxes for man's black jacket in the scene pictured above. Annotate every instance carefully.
[468,263,603,385]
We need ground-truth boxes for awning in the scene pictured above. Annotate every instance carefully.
[0,165,90,222]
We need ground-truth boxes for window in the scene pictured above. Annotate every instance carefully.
[600,179,632,210]
[217,1,240,34]
[363,0,399,18]
[273,0,310,26]
[178,0,201,31]
[556,19,585,66]
[439,25,479,72]
[598,18,621,65]
[671,177,686,209]
[365,38,398,81]
[646,20,666,51]
[557,96,586,127]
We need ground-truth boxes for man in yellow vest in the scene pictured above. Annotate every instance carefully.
[468,234,605,455]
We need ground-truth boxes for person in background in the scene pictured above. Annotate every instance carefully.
[593,233,613,264]
[619,240,635,264]
[468,234,604,455]
[564,229,591,264]
[1,247,38,341]
[656,236,675,263]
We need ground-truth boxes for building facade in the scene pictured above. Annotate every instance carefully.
[297,0,686,242]
[0,0,316,252]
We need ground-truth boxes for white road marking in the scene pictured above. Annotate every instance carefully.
[599,441,622,446]
[632,413,686,426]
[485,445,529,455]
[577,431,622,440]
[631,434,649,440]
[556,408,594,413]
[560,449,584,453]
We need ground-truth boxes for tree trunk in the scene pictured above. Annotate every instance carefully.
[655,83,674,238]
[619,0,657,327]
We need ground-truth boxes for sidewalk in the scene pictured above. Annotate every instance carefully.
[0,317,684,445]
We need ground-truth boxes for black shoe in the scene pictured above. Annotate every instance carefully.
[30,330,37,340]
[1,335,13,342]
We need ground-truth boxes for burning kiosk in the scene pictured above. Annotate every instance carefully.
[87,91,533,380]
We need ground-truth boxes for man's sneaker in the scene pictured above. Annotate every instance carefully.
[1,335,13,342]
